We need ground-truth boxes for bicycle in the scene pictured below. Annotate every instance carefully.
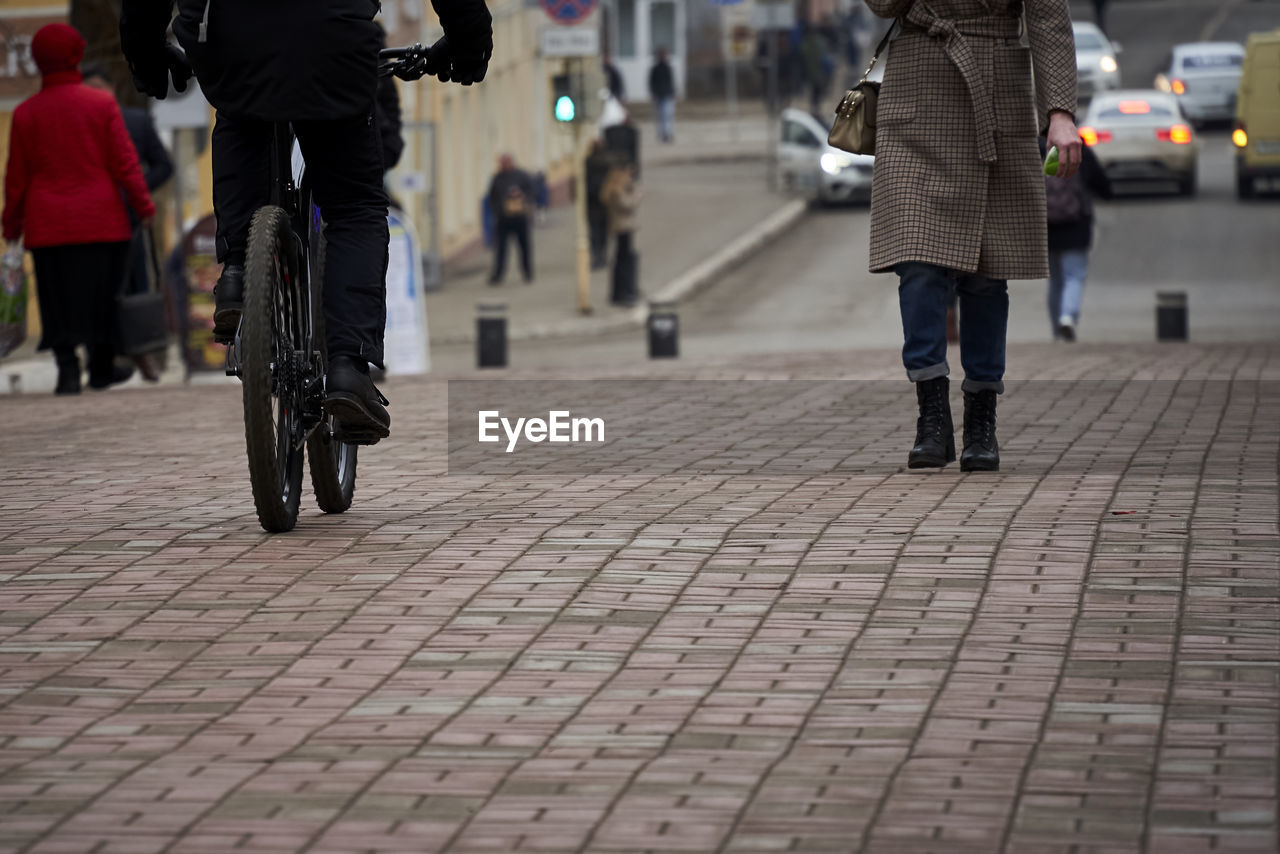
[224,43,435,533]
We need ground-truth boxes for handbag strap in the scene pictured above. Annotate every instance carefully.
[859,21,899,83]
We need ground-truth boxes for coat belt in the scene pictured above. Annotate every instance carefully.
[902,6,1022,164]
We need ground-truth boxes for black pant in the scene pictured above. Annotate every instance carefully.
[588,209,608,267]
[491,217,532,283]
[212,111,390,366]
[611,232,638,305]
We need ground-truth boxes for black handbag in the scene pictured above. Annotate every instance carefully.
[117,227,168,356]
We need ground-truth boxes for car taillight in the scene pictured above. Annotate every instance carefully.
[1157,125,1192,144]
[1233,123,1248,148]
[1171,78,1186,95]
[1080,127,1112,146]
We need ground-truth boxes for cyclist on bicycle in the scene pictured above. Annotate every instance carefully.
[120,0,492,443]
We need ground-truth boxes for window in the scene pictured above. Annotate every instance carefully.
[617,0,636,58]
[1181,53,1243,70]
[1073,30,1106,51]
[650,1,677,55]
[782,120,820,147]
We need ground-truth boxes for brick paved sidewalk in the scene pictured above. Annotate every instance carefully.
[0,343,1276,854]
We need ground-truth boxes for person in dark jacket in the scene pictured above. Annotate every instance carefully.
[487,154,535,285]
[603,55,625,101]
[120,0,492,442]
[82,62,174,382]
[1040,136,1111,341]
[82,63,173,194]
[2,24,154,395]
[585,140,612,269]
[648,48,676,143]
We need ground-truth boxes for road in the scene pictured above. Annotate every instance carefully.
[427,0,1280,374]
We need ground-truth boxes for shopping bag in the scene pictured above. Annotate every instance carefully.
[117,228,168,356]
[0,252,28,358]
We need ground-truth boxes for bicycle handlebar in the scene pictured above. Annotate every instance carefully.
[378,42,437,81]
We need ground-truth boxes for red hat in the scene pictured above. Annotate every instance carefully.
[31,23,86,76]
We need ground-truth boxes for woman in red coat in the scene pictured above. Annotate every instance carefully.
[2,23,155,394]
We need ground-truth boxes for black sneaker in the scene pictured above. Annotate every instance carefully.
[324,355,390,445]
[213,265,245,343]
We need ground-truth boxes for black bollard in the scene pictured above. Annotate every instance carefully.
[477,302,507,368]
[1156,291,1188,341]
[648,301,679,358]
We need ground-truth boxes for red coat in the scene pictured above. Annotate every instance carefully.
[2,71,155,249]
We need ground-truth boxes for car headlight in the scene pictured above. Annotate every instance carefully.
[1099,56,1117,73]
[820,152,855,175]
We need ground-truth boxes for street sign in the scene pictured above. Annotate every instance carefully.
[541,25,600,57]
[541,0,598,25]
[708,0,743,5]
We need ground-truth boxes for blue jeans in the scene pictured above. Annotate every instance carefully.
[1047,248,1088,330]
[897,262,1008,394]
[656,97,676,141]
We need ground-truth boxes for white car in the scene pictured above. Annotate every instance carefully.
[1154,42,1245,126]
[777,108,875,204]
[1081,90,1199,195]
[1074,22,1121,98]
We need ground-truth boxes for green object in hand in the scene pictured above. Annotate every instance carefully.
[1043,145,1060,176]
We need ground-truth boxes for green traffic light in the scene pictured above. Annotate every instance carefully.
[555,95,576,122]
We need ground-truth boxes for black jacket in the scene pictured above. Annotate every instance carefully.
[121,106,173,191]
[488,168,535,221]
[123,0,487,124]
[648,60,675,100]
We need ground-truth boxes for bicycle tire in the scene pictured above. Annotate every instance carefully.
[304,220,358,513]
[242,205,305,533]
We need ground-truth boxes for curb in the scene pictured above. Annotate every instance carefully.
[434,198,809,346]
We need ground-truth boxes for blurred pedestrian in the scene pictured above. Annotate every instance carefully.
[82,62,172,382]
[486,153,534,285]
[604,117,641,179]
[1041,136,1110,342]
[800,26,831,117]
[1091,0,1107,34]
[601,163,641,307]
[603,54,625,101]
[648,48,676,143]
[2,24,154,395]
[585,140,612,269]
[866,0,1079,472]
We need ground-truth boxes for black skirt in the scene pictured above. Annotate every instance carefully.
[30,242,129,351]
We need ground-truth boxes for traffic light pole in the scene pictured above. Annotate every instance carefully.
[574,57,592,316]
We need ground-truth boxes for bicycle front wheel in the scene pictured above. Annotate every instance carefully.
[241,206,305,533]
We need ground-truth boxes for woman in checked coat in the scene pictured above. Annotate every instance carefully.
[866,0,1081,471]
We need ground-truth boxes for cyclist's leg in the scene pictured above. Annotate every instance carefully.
[212,112,272,263]
[211,112,271,337]
[294,112,389,369]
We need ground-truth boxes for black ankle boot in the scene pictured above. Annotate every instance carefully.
[87,347,134,390]
[908,376,955,468]
[54,350,81,396]
[213,264,245,343]
[960,389,1000,472]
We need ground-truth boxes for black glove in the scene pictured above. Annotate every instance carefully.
[128,43,192,100]
[425,32,492,86]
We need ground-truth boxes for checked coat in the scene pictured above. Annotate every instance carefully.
[866,0,1077,279]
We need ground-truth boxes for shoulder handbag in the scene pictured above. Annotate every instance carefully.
[828,23,898,156]
[117,227,169,357]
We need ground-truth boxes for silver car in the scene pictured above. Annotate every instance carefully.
[1154,42,1245,126]
[1074,22,1121,99]
[777,108,875,204]
[1081,90,1199,195]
